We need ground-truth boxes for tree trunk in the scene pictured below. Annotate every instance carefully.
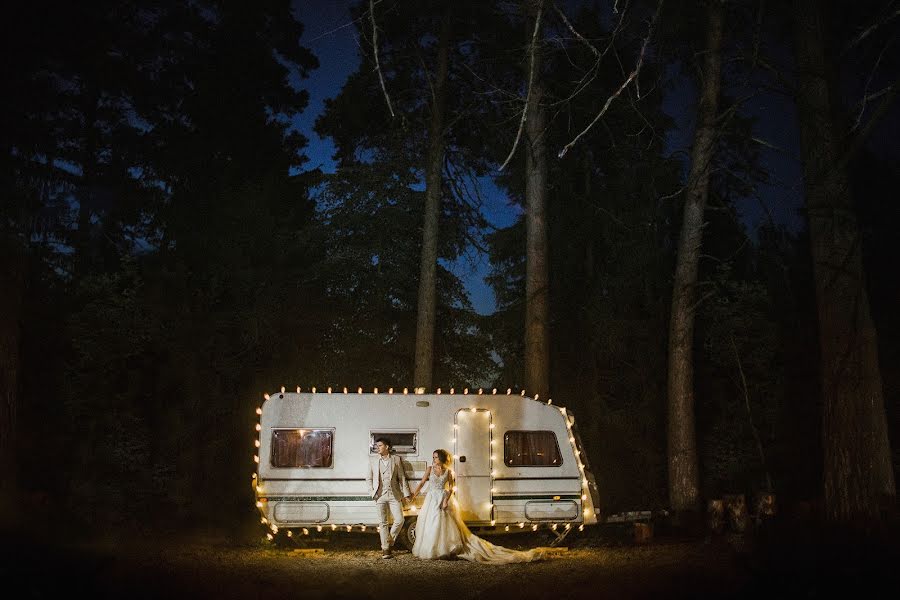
[666,0,724,514]
[524,0,550,396]
[793,0,895,523]
[413,10,452,390]
[0,236,26,514]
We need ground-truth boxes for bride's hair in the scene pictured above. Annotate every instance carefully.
[433,448,451,466]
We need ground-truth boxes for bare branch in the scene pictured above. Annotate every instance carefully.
[558,0,663,159]
[850,34,895,132]
[842,6,900,55]
[499,1,544,172]
[369,0,395,118]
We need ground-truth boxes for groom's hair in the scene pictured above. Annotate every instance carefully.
[375,437,392,449]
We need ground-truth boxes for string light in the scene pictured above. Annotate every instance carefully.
[264,393,270,400]
[280,386,285,393]
[312,386,316,393]
[450,388,455,394]
[327,387,332,393]
[317,525,322,532]
[373,387,378,394]
[255,407,262,415]
[296,386,301,393]
[302,528,309,535]
[389,387,394,394]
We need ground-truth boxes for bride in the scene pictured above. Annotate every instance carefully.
[409,449,543,563]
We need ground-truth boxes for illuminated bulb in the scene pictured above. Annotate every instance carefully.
[519,522,524,528]
[261,518,267,524]
[316,526,322,532]
[579,524,584,531]
[264,393,270,400]
[266,533,273,540]
[570,437,576,444]
[312,387,316,393]
[296,386,301,393]
[532,524,538,531]
[471,407,477,413]
[552,524,558,531]
[256,485,263,493]
[255,440,260,448]
[492,388,497,394]
[521,390,525,396]
[360,525,366,532]
[255,424,261,431]
[256,407,262,415]
[450,388,455,394]
[343,387,348,394]
[280,386,285,393]
[272,526,278,533]
[373,387,378,394]
[331,524,336,530]
[547,399,552,405]
[403,388,408,394]
[464,388,469,394]
[256,501,263,508]
[565,524,571,530]
[478,388,483,394]
[328,387,332,393]
[302,528,309,535]
[505,525,510,531]
[287,531,292,537]
[489,423,495,429]
[507,388,511,395]
[389,387,394,394]
[376,526,381,532]
[346,525,351,532]
[252,473,257,479]
[534,394,539,400]
[582,494,587,501]
[437,388,441,394]
[358,387,362,394]
[254,455,259,463]
[491,455,496,461]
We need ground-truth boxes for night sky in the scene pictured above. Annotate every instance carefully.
[291,0,813,315]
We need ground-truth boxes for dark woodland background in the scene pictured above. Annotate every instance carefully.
[1,0,897,540]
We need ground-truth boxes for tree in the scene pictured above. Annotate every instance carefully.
[666,0,725,515]
[792,0,895,523]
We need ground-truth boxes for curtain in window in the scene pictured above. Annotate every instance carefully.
[271,430,333,467]
[504,431,561,466]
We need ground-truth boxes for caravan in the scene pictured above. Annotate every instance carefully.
[253,388,600,547]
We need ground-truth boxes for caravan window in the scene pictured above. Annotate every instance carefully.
[271,429,334,468]
[369,431,418,455]
[504,431,562,467]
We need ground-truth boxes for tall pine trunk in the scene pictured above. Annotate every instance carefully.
[524,0,550,396]
[666,0,724,514]
[413,10,452,389]
[793,0,895,523]
[0,236,25,516]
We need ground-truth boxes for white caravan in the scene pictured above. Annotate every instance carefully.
[253,388,600,547]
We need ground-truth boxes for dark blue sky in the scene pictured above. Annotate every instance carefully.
[291,0,807,315]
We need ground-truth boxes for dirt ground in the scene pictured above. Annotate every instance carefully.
[3,524,898,599]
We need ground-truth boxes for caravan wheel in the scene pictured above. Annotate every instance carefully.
[397,517,417,550]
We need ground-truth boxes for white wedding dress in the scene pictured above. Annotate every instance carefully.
[411,468,542,563]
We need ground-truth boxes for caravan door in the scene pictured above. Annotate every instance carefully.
[454,408,493,522]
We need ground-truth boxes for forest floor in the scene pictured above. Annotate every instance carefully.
[3,520,898,599]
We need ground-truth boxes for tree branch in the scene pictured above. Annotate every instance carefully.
[369,0,395,118]
[557,0,664,159]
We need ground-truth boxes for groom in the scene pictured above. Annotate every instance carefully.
[367,437,411,559]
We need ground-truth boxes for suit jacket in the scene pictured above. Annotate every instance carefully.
[366,454,411,501]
